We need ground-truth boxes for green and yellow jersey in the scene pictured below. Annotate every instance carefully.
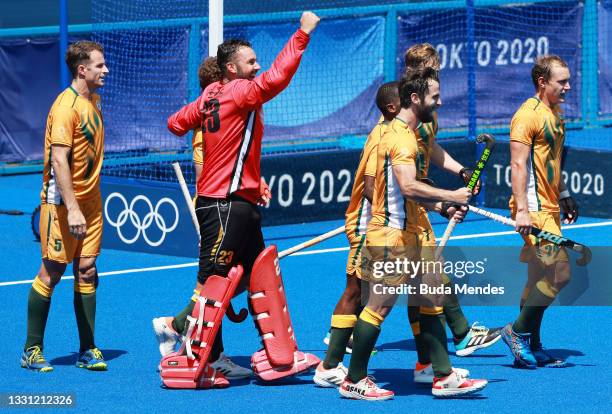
[379,113,437,179]
[415,112,438,179]
[509,97,565,213]
[369,117,420,232]
[192,127,203,166]
[344,121,386,241]
[41,87,104,204]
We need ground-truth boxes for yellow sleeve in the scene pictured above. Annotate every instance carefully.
[510,109,540,146]
[389,131,417,166]
[364,142,378,177]
[192,127,204,165]
[50,105,77,147]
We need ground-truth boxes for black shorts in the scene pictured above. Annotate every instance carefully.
[195,195,265,284]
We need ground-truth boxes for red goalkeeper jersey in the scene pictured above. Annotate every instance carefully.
[168,29,310,203]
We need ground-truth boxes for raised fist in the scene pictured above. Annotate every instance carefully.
[300,11,320,34]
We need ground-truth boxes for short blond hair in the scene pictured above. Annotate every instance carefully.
[65,41,104,79]
[531,55,568,90]
[404,43,439,70]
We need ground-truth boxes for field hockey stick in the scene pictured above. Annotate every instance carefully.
[0,209,24,215]
[172,162,200,240]
[468,205,592,266]
[435,133,495,260]
[172,162,247,322]
[278,225,345,259]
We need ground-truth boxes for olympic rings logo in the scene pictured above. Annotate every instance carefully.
[104,193,179,247]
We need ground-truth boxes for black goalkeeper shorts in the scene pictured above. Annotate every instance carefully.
[195,195,265,284]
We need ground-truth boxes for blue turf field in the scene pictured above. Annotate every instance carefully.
[0,174,611,414]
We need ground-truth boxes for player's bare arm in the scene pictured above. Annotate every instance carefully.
[431,141,462,174]
[393,163,471,204]
[510,140,531,235]
[431,142,481,194]
[363,175,375,203]
[422,200,468,223]
[558,177,578,224]
[51,144,86,240]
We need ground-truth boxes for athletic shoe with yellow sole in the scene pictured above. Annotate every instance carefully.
[21,345,53,373]
[76,348,107,370]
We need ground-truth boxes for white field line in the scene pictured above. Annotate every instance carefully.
[2,220,610,288]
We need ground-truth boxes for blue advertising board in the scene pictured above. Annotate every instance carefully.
[485,142,611,218]
[101,176,199,257]
[101,138,609,257]
[397,2,582,128]
[599,0,612,115]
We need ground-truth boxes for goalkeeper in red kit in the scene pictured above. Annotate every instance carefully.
[155,12,321,388]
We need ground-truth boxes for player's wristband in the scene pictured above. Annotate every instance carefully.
[559,190,571,200]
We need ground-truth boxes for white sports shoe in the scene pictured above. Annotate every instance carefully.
[152,317,180,357]
[432,368,487,398]
[210,353,252,379]
[313,362,348,387]
[339,376,394,401]
[414,362,470,384]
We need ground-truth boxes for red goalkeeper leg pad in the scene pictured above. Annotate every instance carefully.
[160,355,229,389]
[160,265,243,388]
[251,349,320,381]
[249,246,320,380]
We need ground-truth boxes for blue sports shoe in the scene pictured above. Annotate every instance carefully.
[21,346,53,372]
[76,348,107,371]
[531,344,567,368]
[501,323,537,369]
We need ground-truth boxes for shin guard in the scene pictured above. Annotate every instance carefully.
[249,246,320,380]
[160,265,243,389]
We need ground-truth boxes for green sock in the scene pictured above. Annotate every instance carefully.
[420,313,452,378]
[347,319,380,383]
[443,289,469,341]
[25,288,51,350]
[324,327,353,369]
[513,286,554,334]
[530,307,545,349]
[408,306,430,365]
[209,324,224,362]
[74,291,97,351]
[172,301,195,334]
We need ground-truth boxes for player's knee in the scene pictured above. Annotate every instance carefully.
[40,260,66,287]
[342,280,362,304]
[76,263,97,285]
[553,261,571,291]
